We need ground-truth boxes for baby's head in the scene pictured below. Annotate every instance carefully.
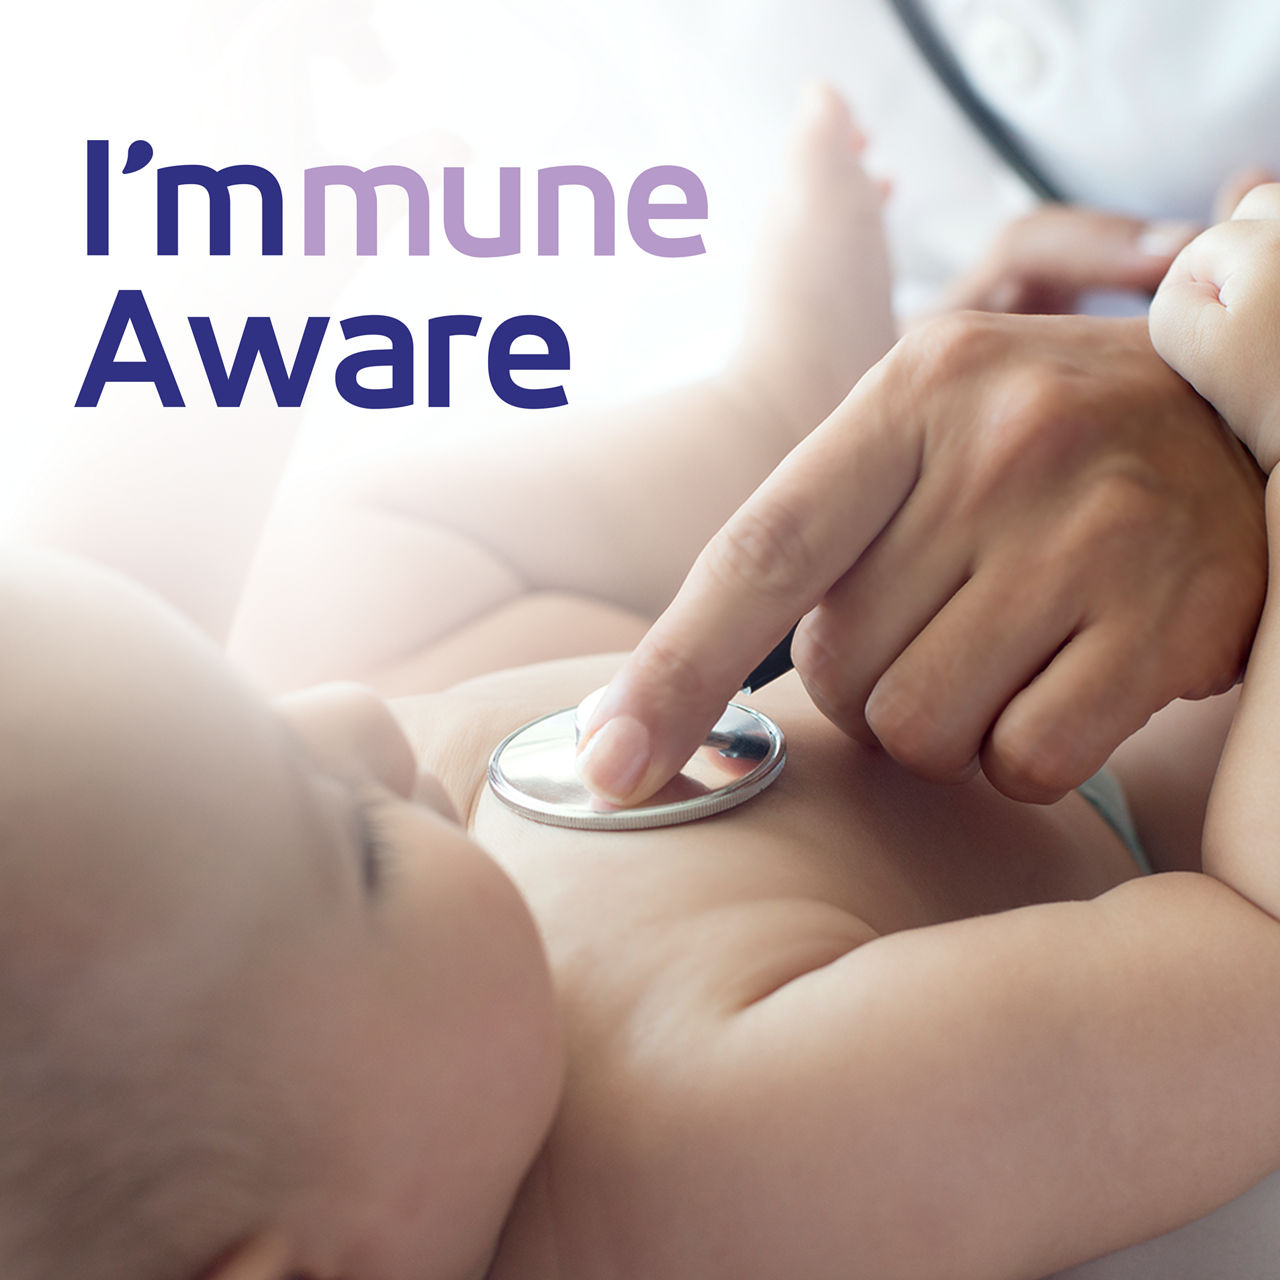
[0,552,562,1280]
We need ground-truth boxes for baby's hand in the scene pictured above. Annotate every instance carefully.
[1150,183,1280,472]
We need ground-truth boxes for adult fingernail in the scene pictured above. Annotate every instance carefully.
[576,716,650,803]
[1137,220,1199,258]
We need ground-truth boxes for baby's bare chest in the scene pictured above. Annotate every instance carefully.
[478,720,1137,967]
[478,723,1142,1279]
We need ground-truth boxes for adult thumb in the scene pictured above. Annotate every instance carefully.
[1006,204,1200,295]
[1214,166,1280,223]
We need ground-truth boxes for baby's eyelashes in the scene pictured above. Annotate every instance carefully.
[352,788,399,895]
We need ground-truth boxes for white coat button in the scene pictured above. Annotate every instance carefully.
[963,10,1045,95]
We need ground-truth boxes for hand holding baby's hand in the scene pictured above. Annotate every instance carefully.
[1150,184,1280,472]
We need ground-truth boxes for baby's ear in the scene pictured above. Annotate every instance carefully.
[199,1230,299,1280]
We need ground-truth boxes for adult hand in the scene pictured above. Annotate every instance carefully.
[933,203,1199,316]
[577,312,1266,806]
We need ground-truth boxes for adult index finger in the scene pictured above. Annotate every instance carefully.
[576,363,924,806]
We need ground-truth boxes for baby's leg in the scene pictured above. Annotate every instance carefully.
[734,84,896,445]
[230,89,895,693]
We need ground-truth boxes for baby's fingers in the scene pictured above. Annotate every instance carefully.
[1151,217,1280,471]
[1149,223,1238,382]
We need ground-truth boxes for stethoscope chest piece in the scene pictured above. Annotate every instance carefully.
[487,694,786,831]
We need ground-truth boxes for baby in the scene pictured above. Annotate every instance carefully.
[5,120,1280,1280]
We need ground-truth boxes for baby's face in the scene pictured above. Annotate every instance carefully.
[0,552,562,1276]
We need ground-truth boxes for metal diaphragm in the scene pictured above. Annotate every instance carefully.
[487,694,786,831]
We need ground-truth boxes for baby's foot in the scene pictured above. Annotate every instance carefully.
[734,85,896,445]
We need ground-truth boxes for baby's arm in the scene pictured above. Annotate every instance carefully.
[684,872,1280,1280]
[677,714,1280,1275]
[663,190,1280,1280]
[1150,182,1280,912]
[7,406,302,645]
[227,376,813,693]
[1086,186,1280,872]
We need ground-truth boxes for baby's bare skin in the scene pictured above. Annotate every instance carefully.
[396,657,1166,1280]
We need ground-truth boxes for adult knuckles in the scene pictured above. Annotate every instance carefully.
[982,717,1083,804]
[900,313,1130,469]
[1059,465,1172,555]
[929,327,1118,486]
[792,614,869,730]
[804,683,878,747]
[979,366,1097,473]
[942,372,1122,534]
[865,679,975,783]
[900,310,1004,387]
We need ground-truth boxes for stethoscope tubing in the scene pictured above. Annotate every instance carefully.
[886,0,1066,203]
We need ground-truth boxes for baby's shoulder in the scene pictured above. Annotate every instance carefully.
[517,900,879,1279]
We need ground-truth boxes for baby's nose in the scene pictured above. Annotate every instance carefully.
[275,682,417,797]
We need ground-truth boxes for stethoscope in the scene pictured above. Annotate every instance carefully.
[887,0,1066,203]
[487,2,1065,834]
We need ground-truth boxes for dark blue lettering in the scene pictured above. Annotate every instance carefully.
[487,315,569,409]
[189,315,328,407]
[157,164,284,255]
[86,141,109,256]
[75,289,183,407]
[335,315,414,409]
[427,314,481,407]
